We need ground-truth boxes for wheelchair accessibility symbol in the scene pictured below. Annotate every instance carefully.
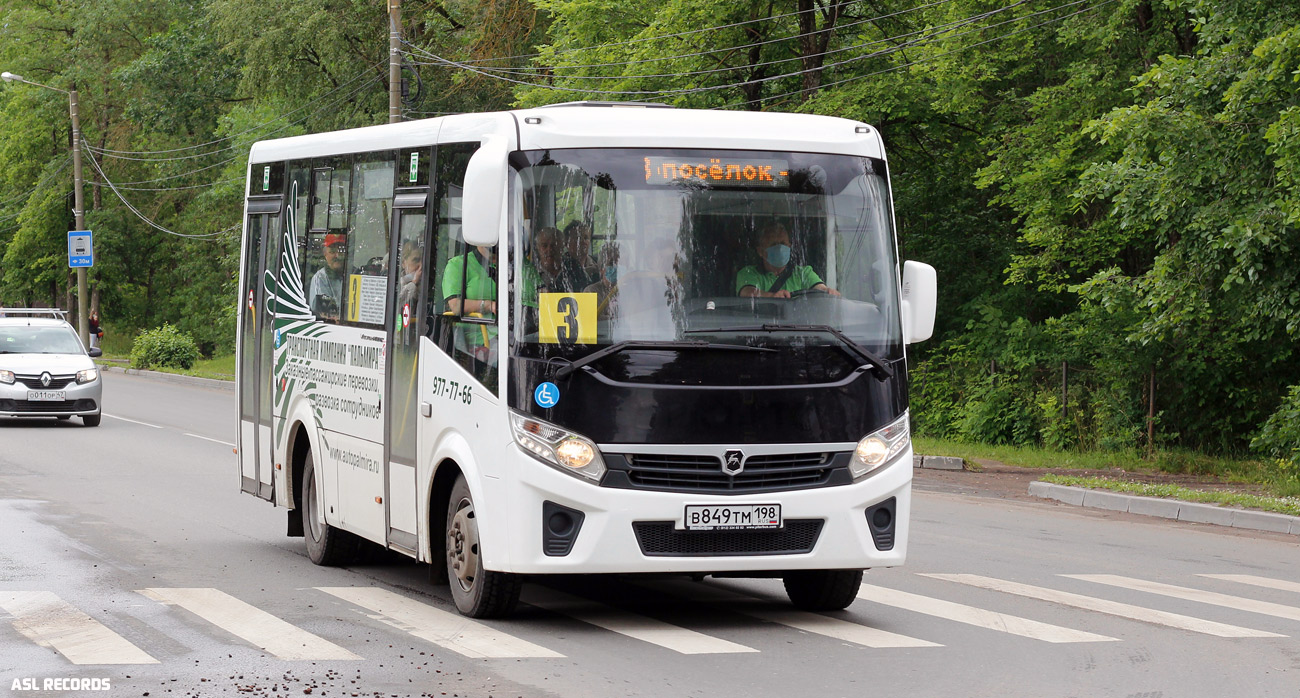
[534,382,560,409]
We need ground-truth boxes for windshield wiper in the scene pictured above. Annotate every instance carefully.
[554,340,775,380]
[685,324,895,381]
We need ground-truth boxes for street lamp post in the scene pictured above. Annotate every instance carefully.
[1,71,89,347]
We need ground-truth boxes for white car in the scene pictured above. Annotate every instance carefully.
[0,310,103,426]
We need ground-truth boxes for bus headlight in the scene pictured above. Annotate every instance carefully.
[0,370,13,385]
[851,411,909,480]
[510,411,606,482]
[76,368,99,384]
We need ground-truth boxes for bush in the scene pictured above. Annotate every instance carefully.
[130,324,202,370]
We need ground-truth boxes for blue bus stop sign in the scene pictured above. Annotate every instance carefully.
[68,230,93,268]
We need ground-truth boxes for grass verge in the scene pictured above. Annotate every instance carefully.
[96,353,234,381]
[1039,475,1300,518]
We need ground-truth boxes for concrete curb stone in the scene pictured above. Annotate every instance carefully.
[914,455,965,471]
[1029,481,1299,537]
[100,364,234,393]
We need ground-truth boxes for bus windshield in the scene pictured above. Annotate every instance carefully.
[510,148,902,366]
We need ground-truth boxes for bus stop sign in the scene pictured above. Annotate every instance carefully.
[68,230,93,268]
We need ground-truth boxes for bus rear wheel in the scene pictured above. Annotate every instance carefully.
[445,474,521,618]
[782,570,863,611]
[303,450,359,566]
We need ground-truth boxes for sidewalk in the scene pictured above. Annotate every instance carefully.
[99,363,234,393]
[915,457,1300,537]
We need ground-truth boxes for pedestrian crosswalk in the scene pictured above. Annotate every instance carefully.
[1,572,1295,667]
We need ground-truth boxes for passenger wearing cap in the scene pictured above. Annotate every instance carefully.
[735,222,839,298]
[310,232,348,319]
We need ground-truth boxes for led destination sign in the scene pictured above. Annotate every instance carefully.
[644,156,790,187]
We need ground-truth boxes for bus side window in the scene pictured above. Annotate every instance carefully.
[428,142,495,392]
[305,159,352,322]
[344,154,394,327]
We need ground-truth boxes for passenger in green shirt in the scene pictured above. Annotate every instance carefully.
[442,245,498,317]
[736,223,840,298]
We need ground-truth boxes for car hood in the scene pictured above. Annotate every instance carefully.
[0,353,95,373]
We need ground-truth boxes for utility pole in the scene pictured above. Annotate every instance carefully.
[389,0,402,124]
[70,87,89,346]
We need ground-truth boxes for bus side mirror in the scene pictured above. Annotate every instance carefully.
[461,136,509,248]
[900,260,936,344]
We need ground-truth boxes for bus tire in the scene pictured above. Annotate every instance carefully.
[445,474,521,618]
[303,450,359,566]
[782,569,863,611]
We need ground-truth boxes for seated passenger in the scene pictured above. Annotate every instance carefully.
[736,223,840,298]
[582,243,620,318]
[521,226,564,308]
[310,232,347,319]
[560,220,599,290]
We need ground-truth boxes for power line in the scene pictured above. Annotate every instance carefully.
[87,60,385,159]
[410,0,1086,99]
[408,0,1026,83]
[0,157,72,210]
[738,0,1116,108]
[83,145,238,240]
[435,0,956,75]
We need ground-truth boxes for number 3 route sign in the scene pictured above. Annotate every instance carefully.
[68,230,93,268]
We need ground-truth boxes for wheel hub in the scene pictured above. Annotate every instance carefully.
[447,500,478,592]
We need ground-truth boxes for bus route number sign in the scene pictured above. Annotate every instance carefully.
[683,503,782,531]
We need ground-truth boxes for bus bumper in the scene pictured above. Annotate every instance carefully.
[497,443,912,574]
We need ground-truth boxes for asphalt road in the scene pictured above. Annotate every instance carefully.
[1,371,1298,698]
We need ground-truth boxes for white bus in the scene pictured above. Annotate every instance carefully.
[236,102,937,618]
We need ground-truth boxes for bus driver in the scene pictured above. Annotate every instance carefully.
[736,223,840,298]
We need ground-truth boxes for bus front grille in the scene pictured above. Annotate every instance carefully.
[632,519,823,556]
[623,452,838,492]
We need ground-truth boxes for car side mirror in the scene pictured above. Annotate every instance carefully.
[88,347,103,358]
[461,135,509,248]
[900,260,936,344]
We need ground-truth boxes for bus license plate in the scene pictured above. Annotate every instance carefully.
[684,504,781,531]
[27,390,65,402]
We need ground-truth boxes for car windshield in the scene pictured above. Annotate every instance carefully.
[509,147,902,364]
[0,325,85,354]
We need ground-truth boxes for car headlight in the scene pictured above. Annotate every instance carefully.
[850,411,910,480]
[76,368,99,384]
[510,410,606,482]
[0,370,12,385]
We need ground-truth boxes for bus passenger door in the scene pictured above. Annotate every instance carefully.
[239,200,282,501]
[384,189,429,553]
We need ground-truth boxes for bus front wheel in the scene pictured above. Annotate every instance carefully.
[303,450,359,566]
[445,474,521,618]
[782,570,863,611]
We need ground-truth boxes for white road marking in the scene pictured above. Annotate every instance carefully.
[1198,574,1300,595]
[857,584,1118,643]
[184,433,235,447]
[316,587,562,659]
[103,413,163,429]
[1066,574,1300,623]
[139,588,360,661]
[0,591,157,665]
[522,586,757,654]
[925,574,1283,638]
[649,580,939,648]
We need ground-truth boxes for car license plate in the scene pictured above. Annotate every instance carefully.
[683,504,781,531]
[27,390,65,402]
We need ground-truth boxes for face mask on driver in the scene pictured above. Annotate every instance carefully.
[765,243,792,268]
[605,265,618,284]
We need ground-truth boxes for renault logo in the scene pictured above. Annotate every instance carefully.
[722,450,744,476]
[40,372,52,387]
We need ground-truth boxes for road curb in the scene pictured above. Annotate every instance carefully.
[913,455,965,471]
[99,364,234,393]
[1028,481,1300,536]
